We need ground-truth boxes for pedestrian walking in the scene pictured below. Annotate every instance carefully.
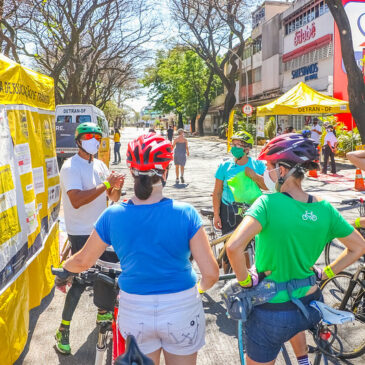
[58,133,219,364]
[322,124,337,175]
[112,127,121,164]
[167,125,174,142]
[55,122,125,355]
[310,118,322,149]
[173,128,189,184]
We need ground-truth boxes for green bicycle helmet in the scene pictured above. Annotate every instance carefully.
[231,130,254,146]
[75,122,103,140]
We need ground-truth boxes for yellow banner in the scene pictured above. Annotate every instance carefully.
[227,110,235,152]
[0,54,55,110]
[356,144,365,151]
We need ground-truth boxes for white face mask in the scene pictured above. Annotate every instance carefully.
[81,138,100,155]
[263,169,278,192]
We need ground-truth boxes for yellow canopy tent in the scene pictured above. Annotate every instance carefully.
[257,82,349,116]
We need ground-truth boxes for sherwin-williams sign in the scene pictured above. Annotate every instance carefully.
[292,62,318,81]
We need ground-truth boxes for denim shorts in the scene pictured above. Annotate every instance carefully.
[245,289,322,363]
[117,286,205,355]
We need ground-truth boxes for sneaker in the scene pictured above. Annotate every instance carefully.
[175,178,179,184]
[55,328,71,354]
[180,176,185,183]
[96,311,113,324]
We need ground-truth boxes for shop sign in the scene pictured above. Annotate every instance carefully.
[291,62,318,81]
[294,22,316,46]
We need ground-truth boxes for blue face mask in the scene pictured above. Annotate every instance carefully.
[231,146,245,159]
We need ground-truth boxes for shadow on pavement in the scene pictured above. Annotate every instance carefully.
[202,292,237,338]
[55,327,99,365]
[15,288,55,365]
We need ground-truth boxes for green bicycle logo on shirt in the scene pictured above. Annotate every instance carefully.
[302,210,317,221]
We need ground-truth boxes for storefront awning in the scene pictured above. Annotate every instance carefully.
[256,82,350,116]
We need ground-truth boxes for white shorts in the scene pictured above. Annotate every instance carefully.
[117,286,205,355]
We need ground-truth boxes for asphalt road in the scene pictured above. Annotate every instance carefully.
[15,127,365,365]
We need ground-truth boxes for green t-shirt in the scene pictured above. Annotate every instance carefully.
[246,193,354,303]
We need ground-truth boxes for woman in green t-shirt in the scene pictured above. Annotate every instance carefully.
[226,133,365,365]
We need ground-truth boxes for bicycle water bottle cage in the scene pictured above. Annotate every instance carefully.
[309,301,355,325]
[221,276,317,322]
[115,335,154,365]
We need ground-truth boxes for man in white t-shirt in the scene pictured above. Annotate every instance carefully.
[322,124,338,175]
[310,118,322,147]
[55,122,124,355]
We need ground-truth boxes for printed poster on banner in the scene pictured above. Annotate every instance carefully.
[0,106,28,293]
[256,117,265,137]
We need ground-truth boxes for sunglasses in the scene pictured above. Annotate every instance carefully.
[81,133,102,141]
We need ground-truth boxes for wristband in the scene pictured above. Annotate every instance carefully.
[103,180,111,190]
[238,273,252,287]
[355,217,361,229]
[197,281,205,294]
[324,265,335,279]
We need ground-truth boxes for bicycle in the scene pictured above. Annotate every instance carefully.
[52,255,124,365]
[320,263,365,359]
[325,198,365,272]
[200,203,255,272]
[218,273,356,364]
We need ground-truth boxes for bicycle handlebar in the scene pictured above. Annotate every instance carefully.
[341,198,364,205]
[51,266,76,279]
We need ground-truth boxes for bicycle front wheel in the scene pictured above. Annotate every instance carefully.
[320,273,365,359]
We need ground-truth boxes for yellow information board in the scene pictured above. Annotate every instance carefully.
[0,54,59,365]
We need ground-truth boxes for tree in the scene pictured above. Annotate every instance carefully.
[5,0,157,107]
[327,0,365,142]
[142,47,222,134]
[170,0,249,135]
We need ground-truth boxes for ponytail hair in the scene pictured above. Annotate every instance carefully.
[133,172,162,200]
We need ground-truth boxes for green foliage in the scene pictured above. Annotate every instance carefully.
[141,47,222,119]
[264,117,276,139]
[102,101,125,125]
[334,123,362,156]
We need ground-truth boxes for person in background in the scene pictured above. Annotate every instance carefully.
[173,128,189,184]
[167,125,174,143]
[284,126,294,134]
[112,128,121,165]
[55,122,125,354]
[310,118,322,148]
[212,130,266,273]
[276,126,282,136]
[322,125,338,175]
[59,133,219,364]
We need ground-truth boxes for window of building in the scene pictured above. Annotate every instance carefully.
[253,37,262,54]
[253,67,262,83]
[283,42,333,72]
[242,70,253,85]
[284,1,329,35]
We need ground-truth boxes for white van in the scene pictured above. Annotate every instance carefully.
[55,104,110,167]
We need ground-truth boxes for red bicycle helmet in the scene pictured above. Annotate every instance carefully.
[126,133,173,171]
[258,133,318,164]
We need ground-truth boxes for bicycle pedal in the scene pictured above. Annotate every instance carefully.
[307,345,317,354]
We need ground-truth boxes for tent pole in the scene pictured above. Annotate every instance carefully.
[275,115,278,137]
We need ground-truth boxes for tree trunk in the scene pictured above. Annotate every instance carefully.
[327,0,365,143]
[220,88,236,138]
[197,71,214,136]
[191,113,197,133]
[178,112,184,129]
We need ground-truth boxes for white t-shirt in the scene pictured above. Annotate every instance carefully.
[310,124,322,143]
[324,132,338,147]
[60,154,109,235]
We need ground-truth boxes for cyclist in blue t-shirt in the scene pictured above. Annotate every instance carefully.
[60,133,219,365]
[212,130,266,272]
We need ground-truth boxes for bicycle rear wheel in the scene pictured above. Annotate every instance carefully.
[320,273,365,359]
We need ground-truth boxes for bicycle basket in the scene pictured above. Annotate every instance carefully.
[93,273,118,312]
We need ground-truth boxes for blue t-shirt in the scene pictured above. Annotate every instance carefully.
[215,157,266,204]
[94,198,202,295]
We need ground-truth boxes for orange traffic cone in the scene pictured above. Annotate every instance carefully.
[355,169,365,191]
[308,169,318,178]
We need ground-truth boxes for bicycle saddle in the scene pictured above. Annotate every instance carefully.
[200,209,213,217]
[310,301,355,325]
[114,335,154,365]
